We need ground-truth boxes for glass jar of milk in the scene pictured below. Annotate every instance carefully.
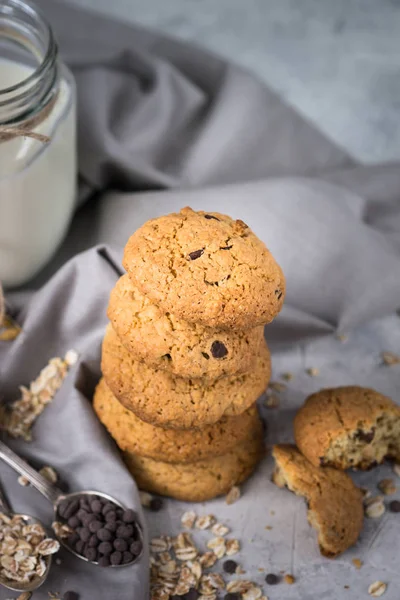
[0,0,76,287]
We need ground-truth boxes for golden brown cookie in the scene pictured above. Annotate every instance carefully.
[102,325,271,429]
[108,275,265,381]
[124,436,265,502]
[294,386,400,470]
[123,207,285,330]
[272,445,363,558]
[93,378,263,463]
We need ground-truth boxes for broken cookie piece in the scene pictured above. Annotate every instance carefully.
[272,445,363,558]
[294,386,400,470]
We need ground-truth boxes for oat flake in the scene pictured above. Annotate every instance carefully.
[368,581,387,597]
[226,486,241,505]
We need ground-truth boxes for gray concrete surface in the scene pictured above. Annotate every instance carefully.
[67,0,400,164]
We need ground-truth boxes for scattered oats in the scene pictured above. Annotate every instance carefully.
[284,574,295,584]
[206,537,226,559]
[36,538,60,556]
[393,463,400,478]
[268,381,286,392]
[352,558,363,569]
[64,349,79,366]
[378,478,396,495]
[52,521,73,539]
[187,560,202,582]
[226,539,240,556]
[365,497,385,519]
[139,490,153,507]
[226,580,254,594]
[226,486,241,505]
[281,372,293,381]
[243,585,263,600]
[39,466,58,484]
[258,568,265,572]
[18,475,30,487]
[0,355,71,441]
[201,572,225,591]
[265,394,279,409]
[382,352,400,366]
[0,315,21,341]
[150,537,171,554]
[197,594,217,600]
[175,546,198,562]
[199,552,218,568]
[336,333,348,342]
[260,597,269,600]
[211,522,230,537]
[368,581,387,597]
[236,566,246,575]
[306,367,319,377]
[195,514,216,530]
[181,511,197,529]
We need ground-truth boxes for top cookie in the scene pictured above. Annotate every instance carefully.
[108,275,265,381]
[272,445,363,557]
[123,207,285,330]
[294,386,400,470]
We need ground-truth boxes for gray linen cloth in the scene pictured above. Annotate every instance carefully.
[1,1,400,599]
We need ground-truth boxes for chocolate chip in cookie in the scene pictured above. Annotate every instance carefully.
[211,341,228,359]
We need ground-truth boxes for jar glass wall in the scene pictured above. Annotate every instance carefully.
[0,0,77,287]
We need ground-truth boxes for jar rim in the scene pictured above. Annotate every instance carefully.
[0,0,57,96]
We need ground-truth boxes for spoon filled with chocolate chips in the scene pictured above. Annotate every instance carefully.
[0,440,143,568]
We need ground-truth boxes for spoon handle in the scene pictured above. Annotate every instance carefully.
[0,440,62,506]
[0,479,12,515]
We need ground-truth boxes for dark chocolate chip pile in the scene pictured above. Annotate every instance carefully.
[57,494,142,567]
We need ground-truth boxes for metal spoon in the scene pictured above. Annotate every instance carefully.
[0,440,143,568]
[0,480,52,592]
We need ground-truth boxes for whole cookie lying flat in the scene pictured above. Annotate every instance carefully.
[294,386,400,470]
[108,275,265,381]
[272,445,363,557]
[124,436,264,502]
[101,324,271,429]
[123,207,285,330]
[93,378,263,463]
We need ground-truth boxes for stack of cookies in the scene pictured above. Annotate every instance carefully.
[94,207,285,502]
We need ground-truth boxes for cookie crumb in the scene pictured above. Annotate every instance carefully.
[336,333,348,342]
[265,394,279,409]
[226,486,241,505]
[393,463,400,477]
[352,558,363,569]
[264,526,272,531]
[306,367,319,377]
[64,349,79,366]
[138,490,152,507]
[365,497,386,518]
[284,574,295,584]
[378,478,396,495]
[268,382,286,392]
[368,581,387,597]
[281,372,293,381]
[18,475,30,486]
[39,466,58,484]
[382,351,400,365]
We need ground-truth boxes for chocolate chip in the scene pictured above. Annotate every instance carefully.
[116,524,134,539]
[105,521,117,533]
[220,245,233,250]
[97,528,112,542]
[184,591,199,600]
[130,540,143,556]
[122,551,134,564]
[88,534,99,548]
[188,249,204,260]
[204,214,219,221]
[78,527,91,542]
[67,516,80,529]
[122,509,136,523]
[149,497,163,512]
[319,457,328,466]
[110,551,122,566]
[91,500,103,514]
[224,594,240,600]
[98,541,113,555]
[275,289,283,300]
[98,555,110,567]
[367,460,378,470]
[105,510,117,522]
[202,352,210,360]
[162,353,172,360]
[354,428,375,443]
[114,538,128,552]
[67,532,79,547]
[102,503,115,516]
[265,573,279,585]
[89,520,102,533]
[75,540,85,554]
[389,500,400,513]
[211,341,228,359]
[77,509,89,522]
[84,547,97,562]
[223,559,237,574]
[63,592,79,600]
[62,499,79,520]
